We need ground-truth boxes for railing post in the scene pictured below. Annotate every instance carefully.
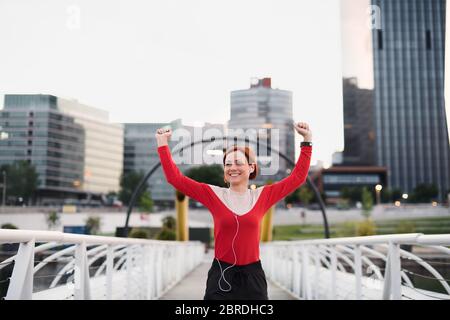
[389,242,402,300]
[330,246,337,300]
[291,246,300,297]
[147,245,155,300]
[155,246,162,297]
[354,245,362,300]
[301,245,311,300]
[140,245,147,299]
[314,245,320,300]
[126,245,133,299]
[0,230,206,300]
[74,241,91,300]
[382,241,402,299]
[106,245,114,300]
[286,247,291,289]
[176,246,182,281]
[5,239,35,300]
[382,246,391,300]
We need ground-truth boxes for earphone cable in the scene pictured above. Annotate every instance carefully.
[217,214,239,292]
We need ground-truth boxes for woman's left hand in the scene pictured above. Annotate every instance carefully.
[294,122,312,142]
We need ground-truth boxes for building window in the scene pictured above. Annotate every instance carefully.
[377,30,383,50]
[426,30,432,50]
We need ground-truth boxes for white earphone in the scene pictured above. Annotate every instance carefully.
[216,214,239,292]
[216,163,254,292]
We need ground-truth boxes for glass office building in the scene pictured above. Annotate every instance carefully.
[58,98,123,196]
[123,120,226,205]
[342,78,376,166]
[372,0,450,201]
[0,94,123,204]
[0,95,85,203]
[123,120,183,205]
[228,78,295,184]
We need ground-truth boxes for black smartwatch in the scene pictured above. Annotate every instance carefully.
[301,141,313,147]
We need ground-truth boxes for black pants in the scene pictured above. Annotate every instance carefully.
[203,259,269,300]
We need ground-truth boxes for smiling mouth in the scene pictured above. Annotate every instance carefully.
[229,173,241,177]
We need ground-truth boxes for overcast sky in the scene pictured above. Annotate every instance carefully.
[1,0,447,168]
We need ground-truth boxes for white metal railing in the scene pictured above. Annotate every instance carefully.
[261,233,450,300]
[0,229,205,300]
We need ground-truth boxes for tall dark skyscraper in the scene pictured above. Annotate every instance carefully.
[342,78,376,166]
[372,0,450,201]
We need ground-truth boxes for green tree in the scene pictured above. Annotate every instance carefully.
[356,219,377,236]
[156,216,176,241]
[139,191,154,213]
[380,187,403,203]
[185,164,226,187]
[1,223,18,229]
[105,191,117,204]
[391,188,403,202]
[341,186,363,204]
[156,228,176,240]
[129,228,150,239]
[361,187,373,218]
[286,186,315,206]
[46,211,60,230]
[161,216,176,230]
[106,191,117,197]
[118,170,147,206]
[409,183,439,203]
[85,216,101,235]
[285,188,300,205]
[380,187,392,203]
[299,186,314,206]
[0,161,39,205]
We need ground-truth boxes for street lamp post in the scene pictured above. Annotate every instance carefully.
[375,184,382,205]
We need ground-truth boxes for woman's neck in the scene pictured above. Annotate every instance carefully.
[229,183,248,194]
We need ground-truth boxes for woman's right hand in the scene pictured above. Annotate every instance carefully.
[155,128,172,147]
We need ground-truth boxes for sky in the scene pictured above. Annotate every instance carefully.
[340,0,373,89]
[4,0,447,169]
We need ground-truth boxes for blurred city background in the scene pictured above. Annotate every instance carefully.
[0,0,450,300]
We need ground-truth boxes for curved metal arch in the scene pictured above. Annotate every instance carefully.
[123,137,330,238]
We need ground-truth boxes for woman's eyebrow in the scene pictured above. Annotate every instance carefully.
[225,159,245,163]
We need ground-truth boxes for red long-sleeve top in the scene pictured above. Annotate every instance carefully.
[157,145,312,265]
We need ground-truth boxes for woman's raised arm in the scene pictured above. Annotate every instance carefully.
[262,122,313,210]
[156,128,212,208]
[263,145,312,209]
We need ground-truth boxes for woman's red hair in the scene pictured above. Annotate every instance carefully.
[222,145,258,181]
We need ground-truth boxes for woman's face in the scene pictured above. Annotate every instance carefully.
[224,150,254,185]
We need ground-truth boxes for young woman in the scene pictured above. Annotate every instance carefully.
[155,122,313,300]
